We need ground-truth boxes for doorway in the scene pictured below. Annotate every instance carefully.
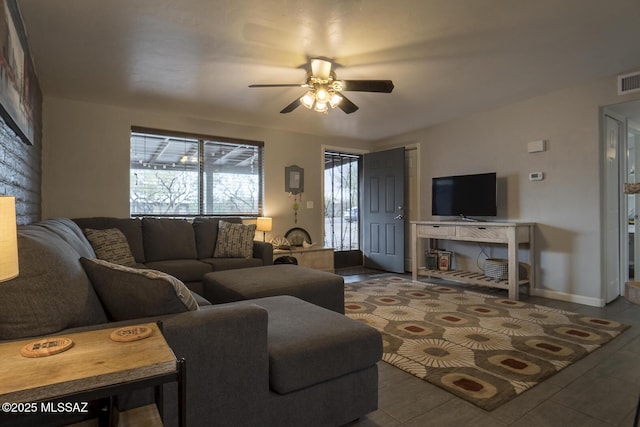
[627,124,640,280]
[603,100,640,302]
[324,150,363,268]
[323,145,419,273]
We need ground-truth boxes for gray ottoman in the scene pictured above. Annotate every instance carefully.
[202,265,345,313]
[233,295,381,395]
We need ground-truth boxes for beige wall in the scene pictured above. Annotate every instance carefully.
[41,97,370,247]
[42,72,640,305]
[375,74,640,306]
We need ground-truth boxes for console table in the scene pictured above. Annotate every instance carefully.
[0,322,185,426]
[274,246,335,272]
[411,221,536,300]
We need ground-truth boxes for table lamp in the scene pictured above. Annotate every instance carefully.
[0,196,18,282]
[256,217,272,242]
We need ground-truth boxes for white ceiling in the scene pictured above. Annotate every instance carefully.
[16,0,640,140]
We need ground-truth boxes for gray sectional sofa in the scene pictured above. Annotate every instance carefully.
[72,216,273,294]
[0,218,382,427]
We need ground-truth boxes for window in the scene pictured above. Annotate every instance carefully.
[130,127,264,216]
[324,150,361,250]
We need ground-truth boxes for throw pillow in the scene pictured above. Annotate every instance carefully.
[80,258,199,321]
[84,228,136,267]
[213,221,256,258]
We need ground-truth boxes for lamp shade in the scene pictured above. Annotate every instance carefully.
[256,217,273,232]
[0,196,18,282]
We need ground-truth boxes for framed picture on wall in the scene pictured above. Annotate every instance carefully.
[285,165,304,195]
[0,0,42,145]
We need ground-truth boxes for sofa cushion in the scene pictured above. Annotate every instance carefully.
[34,218,97,258]
[84,228,137,267]
[144,259,212,283]
[142,218,198,262]
[73,217,146,263]
[201,257,263,272]
[214,221,256,258]
[234,296,382,394]
[192,217,242,259]
[80,258,199,321]
[191,291,212,307]
[0,227,108,340]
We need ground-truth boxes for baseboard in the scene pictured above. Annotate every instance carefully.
[529,287,605,307]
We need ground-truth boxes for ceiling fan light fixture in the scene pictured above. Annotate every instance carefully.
[250,57,393,115]
[300,91,315,109]
[315,87,329,102]
[329,92,343,108]
[313,101,328,113]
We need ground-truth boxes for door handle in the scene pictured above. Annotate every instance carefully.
[394,214,405,220]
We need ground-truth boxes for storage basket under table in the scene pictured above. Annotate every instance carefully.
[484,258,530,281]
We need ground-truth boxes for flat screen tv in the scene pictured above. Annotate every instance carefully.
[432,172,497,218]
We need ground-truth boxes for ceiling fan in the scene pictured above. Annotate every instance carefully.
[249,58,394,114]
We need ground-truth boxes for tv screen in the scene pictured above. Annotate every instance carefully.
[432,172,497,217]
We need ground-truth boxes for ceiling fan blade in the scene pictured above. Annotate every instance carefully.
[249,84,305,88]
[280,98,301,114]
[338,94,359,114]
[342,80,394,93]
[311,58,332,80]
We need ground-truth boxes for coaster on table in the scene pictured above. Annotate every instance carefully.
[20,337,74,358]
[110,325,153,342]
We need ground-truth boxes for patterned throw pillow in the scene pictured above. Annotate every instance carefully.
[80,258,199,321]
[84,228,136,267]
[213,221,256,258]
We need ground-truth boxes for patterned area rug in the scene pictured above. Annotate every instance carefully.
[344,276,629,411]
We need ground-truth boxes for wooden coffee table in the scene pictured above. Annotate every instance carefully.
[0,322,185,426]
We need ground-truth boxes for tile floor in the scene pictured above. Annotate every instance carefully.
[339,271,640,427]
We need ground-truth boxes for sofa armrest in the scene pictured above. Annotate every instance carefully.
[160,304,269,427]
[253,241,273,265]
[0,304,269,427]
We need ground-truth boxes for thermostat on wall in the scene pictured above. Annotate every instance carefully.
[529,172,544,181]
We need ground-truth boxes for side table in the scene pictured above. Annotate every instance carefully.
[274,245,335,272]
[0,322,185,426]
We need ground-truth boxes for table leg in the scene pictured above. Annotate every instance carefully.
[177,358,186,427]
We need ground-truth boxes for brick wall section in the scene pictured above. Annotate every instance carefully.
[0,116,41,225]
